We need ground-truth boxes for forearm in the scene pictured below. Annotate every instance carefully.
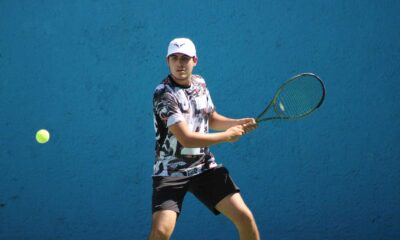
[209,112,242,131]
[169,121,244,148]
[180,131,233,148]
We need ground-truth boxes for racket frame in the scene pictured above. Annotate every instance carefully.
[256,72,325,122]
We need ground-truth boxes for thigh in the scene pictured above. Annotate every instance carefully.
[151,210,178,232]
[215,192,254,223]
[216,193,260,240]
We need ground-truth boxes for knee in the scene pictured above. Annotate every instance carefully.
[149,210,177,240]
[149,225,173,240]
[234,209,257,227]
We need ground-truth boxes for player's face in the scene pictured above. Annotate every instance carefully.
[167,53,197,85]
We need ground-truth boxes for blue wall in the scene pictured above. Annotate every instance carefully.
[1,1,399,239]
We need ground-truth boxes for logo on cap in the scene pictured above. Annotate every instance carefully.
[174,43,186,48]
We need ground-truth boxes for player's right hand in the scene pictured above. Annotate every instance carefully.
[226,125,245,142]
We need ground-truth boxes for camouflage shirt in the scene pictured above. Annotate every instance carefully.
[152,75,218,177]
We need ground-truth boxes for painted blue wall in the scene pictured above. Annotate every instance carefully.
[1,1,399,239]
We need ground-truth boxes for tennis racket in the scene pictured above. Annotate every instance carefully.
[256,72,325,122]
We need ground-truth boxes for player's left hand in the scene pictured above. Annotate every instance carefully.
[239,118,258,134]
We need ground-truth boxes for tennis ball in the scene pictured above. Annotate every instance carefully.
[36,129,50,144]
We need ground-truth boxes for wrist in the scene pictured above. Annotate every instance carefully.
[223,130,232,142]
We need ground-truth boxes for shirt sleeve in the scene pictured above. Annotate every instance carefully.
[206,88,216,115]
[154,91,185,127]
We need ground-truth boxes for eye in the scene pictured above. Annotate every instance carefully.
[182,56,191,62]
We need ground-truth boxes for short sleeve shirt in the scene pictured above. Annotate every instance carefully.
[152,75,218,177]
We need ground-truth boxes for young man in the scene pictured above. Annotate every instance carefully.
[149,38,260,240]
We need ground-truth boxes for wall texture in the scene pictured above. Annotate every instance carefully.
[1,0,399,239]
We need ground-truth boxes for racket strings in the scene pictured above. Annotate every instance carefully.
[276,77,323,117]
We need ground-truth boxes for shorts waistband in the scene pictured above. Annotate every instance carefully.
[179,164,205,177]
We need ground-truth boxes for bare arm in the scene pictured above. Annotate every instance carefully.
[168,111,258,148]
[168,120,245,148]
[209,111,258,132]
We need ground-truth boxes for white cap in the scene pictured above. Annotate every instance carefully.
[167,38,197,57]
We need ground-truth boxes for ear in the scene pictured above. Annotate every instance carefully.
[166,57,170,66]
[193,56,198,66]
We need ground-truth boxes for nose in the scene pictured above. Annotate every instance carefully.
[178,58,186,65]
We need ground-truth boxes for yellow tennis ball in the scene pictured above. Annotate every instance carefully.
[36,129,50,144]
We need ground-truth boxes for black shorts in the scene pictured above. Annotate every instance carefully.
[152,165,240,216]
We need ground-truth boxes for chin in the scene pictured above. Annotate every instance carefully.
[175,74,188,79]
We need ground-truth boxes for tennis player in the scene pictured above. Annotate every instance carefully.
[149,38,260,240]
